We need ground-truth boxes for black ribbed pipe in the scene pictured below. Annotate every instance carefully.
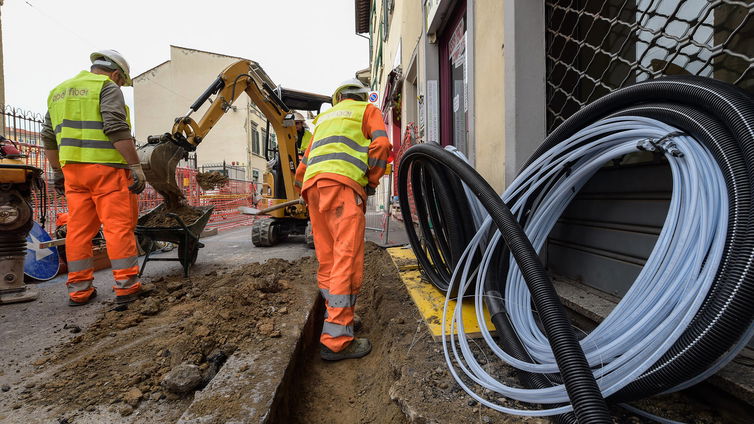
[483,240,578,423]
[399,143,611,424]
[407,157,478,294]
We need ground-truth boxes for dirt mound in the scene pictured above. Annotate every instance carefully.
[196,171,229,191]
[27,257,316,419]
[140,204,204,228]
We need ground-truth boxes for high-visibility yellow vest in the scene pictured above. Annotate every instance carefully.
[47,71,131,166]
[299,129,313,154]
[303,101,370,186]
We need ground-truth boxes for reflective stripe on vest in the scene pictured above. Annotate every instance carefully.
[303,101,370,186]
[47,71,130,166]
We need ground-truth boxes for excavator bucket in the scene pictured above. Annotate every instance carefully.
[137,138,187,208]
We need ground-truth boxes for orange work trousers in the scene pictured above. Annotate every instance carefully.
[62,164,141,302]
[306,179,366,352]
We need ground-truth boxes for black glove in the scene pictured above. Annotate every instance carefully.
[366,185,376,196]
[52,168,65,195]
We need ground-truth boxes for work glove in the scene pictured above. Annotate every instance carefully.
[366,185,376,196]
[52,168,65,196]
[128,163,146,194]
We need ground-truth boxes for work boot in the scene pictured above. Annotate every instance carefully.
[68,288,97,307]
[114,282,143,304]
[114,292,140,305]
[320,338,372,361]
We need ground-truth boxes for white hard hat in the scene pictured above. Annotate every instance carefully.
[293,112,306,122]
[90,49,132,86]
[332,79,368,105]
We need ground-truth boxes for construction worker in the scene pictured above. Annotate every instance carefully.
[294,112,313,156]
[295,79,391,361]
[41,50,146,306]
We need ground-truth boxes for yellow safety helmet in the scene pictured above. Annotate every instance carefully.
[90,49,133,87]
[332,79,368,105]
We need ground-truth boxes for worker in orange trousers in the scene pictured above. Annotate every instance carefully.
[42,50,146,306]
[295,79,391,361]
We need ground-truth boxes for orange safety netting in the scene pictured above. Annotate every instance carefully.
[14,142,261,234]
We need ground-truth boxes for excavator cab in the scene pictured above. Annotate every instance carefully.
[262,88,330,202]
[137,60,330,247]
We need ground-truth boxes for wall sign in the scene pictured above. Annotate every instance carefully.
[449,19,465,65]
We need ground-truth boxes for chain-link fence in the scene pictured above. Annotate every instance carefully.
[546,0,754,132]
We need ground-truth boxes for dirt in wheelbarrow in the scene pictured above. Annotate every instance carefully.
[196,171,229,191]
[140,204,204,228]
[17,256,318,422]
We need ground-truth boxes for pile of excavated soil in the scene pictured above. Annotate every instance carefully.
[288,244,726,424]
[25,257,316,421]
[196,171,229,191]
[140,204,204,228]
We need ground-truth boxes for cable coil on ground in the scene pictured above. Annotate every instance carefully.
[398,76,754,422]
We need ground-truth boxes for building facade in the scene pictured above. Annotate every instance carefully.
[362,0,754,191]
[359,0,510,193]
[360,0,754,340]
[133,46,274,186]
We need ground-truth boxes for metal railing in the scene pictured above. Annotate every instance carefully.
[199,161,248,181]
[365,173,395,245]
[546,0,754,132]
[1,105,45,146]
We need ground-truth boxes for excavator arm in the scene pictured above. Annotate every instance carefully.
[138,60,325,208]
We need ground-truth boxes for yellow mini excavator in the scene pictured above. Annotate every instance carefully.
[137,59,330,247]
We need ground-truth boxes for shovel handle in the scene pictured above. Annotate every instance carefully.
[239,198,304,215]
[259,198,305,214]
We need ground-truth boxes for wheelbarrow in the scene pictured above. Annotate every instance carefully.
[136,204,214,277]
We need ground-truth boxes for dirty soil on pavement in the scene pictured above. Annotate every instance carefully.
[5,257,317,423]
[196,171,229,191]
[140,204,204,228]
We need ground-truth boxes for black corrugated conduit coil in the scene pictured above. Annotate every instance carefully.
[408,158,477,295]
[485,97,753,422]
[398,143,612,423]
[517,76,754,401]
[398,76,754,422]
